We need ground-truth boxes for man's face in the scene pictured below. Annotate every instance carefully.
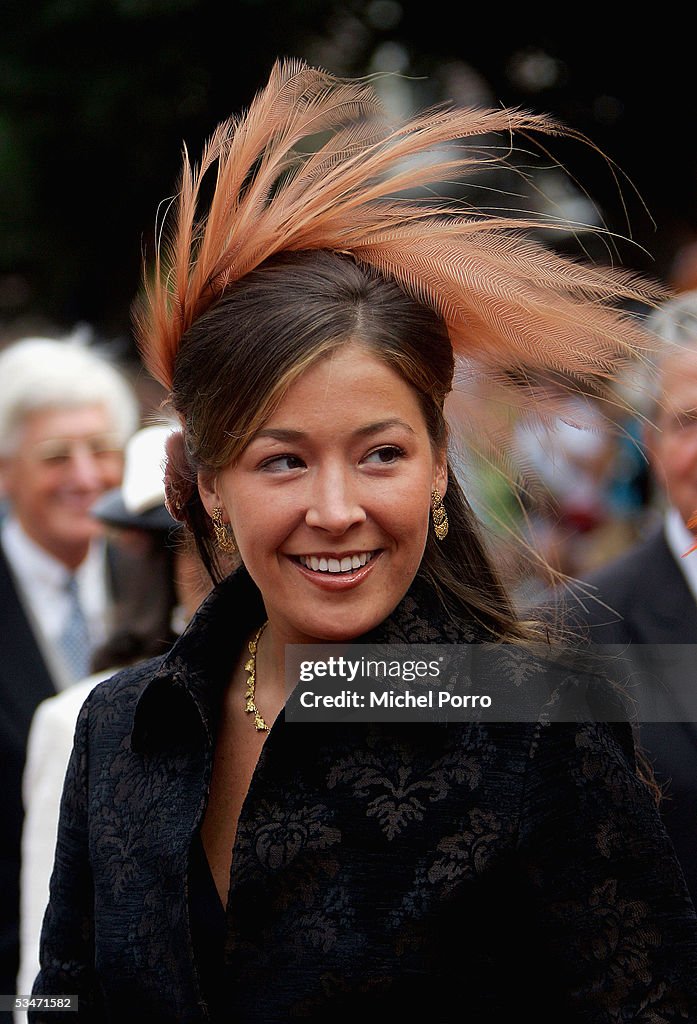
[0,405,125,567]
[647,349,697,533]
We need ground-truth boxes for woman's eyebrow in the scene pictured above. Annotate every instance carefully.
[253,419,416,443]
[352,418,416,439]
[254,428,304,442]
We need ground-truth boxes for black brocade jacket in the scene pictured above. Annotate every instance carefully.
[31,568,697,1022]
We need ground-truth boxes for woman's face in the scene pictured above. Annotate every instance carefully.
[199,343,447,644]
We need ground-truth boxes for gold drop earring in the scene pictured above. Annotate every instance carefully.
[431,490,449,541]
[211,506,237,554]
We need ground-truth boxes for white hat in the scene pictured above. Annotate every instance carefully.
[91,423,178,531]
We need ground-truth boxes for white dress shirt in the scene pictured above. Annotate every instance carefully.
[1,517,109,689]
[663,506,697,606]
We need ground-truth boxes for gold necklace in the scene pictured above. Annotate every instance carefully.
[244,620,269,732]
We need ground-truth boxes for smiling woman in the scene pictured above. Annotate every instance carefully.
[29,60,697,1022]
[198,342,443,647]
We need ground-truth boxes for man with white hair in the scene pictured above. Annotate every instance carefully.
[571,290,697,905]
[0,335,139,1003]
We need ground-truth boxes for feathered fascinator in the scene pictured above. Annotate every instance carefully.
[135,59,666,576]
[135,58,662,396]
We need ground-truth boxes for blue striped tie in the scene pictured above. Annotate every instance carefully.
[58,575,91,682]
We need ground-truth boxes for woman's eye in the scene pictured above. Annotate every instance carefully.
[260,454,305,472]
[363,445,405,465]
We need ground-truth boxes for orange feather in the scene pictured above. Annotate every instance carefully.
[134,57,665,422]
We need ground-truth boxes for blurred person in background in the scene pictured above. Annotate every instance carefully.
[567,289,697,903]
[513,390,648,604]
[0,335,139,1005]
[16,422,210,1008]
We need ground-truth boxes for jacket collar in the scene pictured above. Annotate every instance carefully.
[131,567,265,752]
[131,566,474,753]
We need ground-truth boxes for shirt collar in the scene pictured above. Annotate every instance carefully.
[1,515,72,590]
[664,506,697,604]
[1,514,105,590]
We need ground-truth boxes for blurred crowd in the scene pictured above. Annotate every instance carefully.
[2,284,697,1009]
[462,291,697,607]
[0,329,212,1013]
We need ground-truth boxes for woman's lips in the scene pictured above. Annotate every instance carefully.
[289,549,382,588]
[297,550,375,574]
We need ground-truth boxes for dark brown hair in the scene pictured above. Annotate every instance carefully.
[169,250,526,640]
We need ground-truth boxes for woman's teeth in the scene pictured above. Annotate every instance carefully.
[298,552,374,574]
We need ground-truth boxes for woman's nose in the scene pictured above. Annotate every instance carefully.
[304,468,367,534]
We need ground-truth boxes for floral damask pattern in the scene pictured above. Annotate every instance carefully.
[236,799,341,872]
[427,808,511,886]
[30,568,697,1022]
[553,877,662,1007]
[326,741,483,840]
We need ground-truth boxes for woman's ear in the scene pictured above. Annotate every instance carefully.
[197,469,219,518]
[433,452,448,499]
